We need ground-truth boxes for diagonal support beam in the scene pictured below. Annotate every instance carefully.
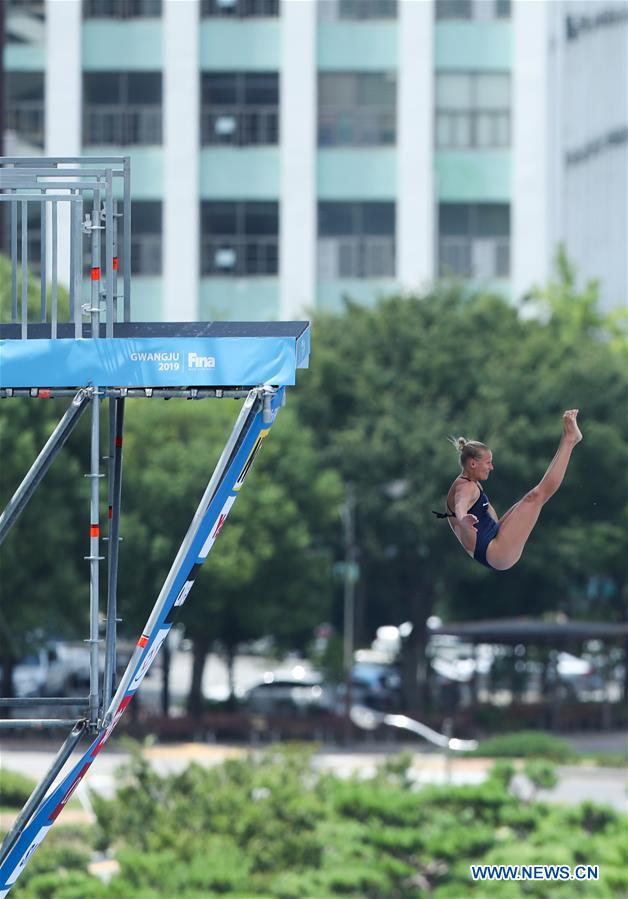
[0,721,86,866]
[0,385,284,897]
[102,397,125,714]
[0,390,90,546]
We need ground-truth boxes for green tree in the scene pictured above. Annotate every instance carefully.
[0,257,87,696]
[117,398,341,715]
[295,267,627,708]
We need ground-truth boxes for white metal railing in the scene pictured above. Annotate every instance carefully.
[201,0,279,17]
[436,110,510,149]
[201,235,278,276]
[318,108,396,147]
[318,236,395,279]
[439,236,510,278]
[5,103,45,149]
[200,106,279,146]
[318,0,397,20]
[83,106,162,146]
[83,0,162,18]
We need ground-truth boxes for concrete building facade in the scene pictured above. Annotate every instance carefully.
[3,0,626,320]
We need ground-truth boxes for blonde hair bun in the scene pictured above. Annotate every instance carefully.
[448,435,468,452]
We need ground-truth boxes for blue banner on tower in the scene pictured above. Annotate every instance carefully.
[0,334,310,388]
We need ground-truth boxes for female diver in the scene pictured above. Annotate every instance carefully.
[435,410,582,571]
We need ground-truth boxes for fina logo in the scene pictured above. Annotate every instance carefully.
[188,351,216,369]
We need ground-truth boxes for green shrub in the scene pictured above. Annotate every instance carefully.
[523,759,559,792]
[469,730,576,762]
[0,769,37,808]
[9,745,627,899]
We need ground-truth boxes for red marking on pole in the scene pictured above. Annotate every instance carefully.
[39,389,52,399]
[108,505,113,519]
[91,267,101,281]
[138,634,149,648]
[90,524,99,538]
[115,437,123,448]
[113,257,119,271]
[212,513,227,540]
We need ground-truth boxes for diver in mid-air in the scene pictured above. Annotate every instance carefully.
[434,410,582,571]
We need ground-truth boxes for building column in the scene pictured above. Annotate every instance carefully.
[45,0,81,288]
[397,0,434,291]
[280,0,316,320]
[163,0,199,321]
[512,0,551,300]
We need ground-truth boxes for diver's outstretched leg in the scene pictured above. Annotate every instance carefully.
[487,410,582,571]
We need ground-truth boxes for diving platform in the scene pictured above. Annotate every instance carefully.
[0,321,311,390]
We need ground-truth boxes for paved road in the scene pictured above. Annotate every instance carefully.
[1,739,626,815]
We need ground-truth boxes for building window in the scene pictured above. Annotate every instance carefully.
[435,0,511,19]
[435,72,510,149]
[439,203,510,279]
[318,202,395,278]
[201,73,279,146]
[201,202,279,276]
[5,72,45,149]
[129,201,162,275]
[83,72,162,146]
[83,0,162,17]
[318,0,397,21]
[201,0,279,17]
[5,1,45,46]
[318,73,396,147]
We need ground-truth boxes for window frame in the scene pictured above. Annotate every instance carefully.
[200,200,280,277]
[435,70,511,150]
[317,201,396,279]
[200,71,280,147]
[82,71,163,146]
[438,202,510,279]
[318,71,397,147]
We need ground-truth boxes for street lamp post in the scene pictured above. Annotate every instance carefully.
[340,485,357,740]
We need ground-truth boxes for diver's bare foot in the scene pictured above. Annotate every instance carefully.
[562,409,582,444]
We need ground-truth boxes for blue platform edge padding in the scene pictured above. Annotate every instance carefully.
[0,330,310,389]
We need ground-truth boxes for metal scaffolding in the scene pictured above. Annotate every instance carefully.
[0,156,306,896]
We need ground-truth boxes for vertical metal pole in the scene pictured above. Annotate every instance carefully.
[21,199,28,338]
[11,195,17,322]
[51,200,58,338]
[73,195,83,338]
[86,183,103,727]
[40,192,46,322]
[87,390,102,729]
[70,193,84,337]
[90,191,101,336]
[102,397,125,714]
[104,170,114,336]
[69,194,76,326]
[112,199,119,322]
[123,156,131,321]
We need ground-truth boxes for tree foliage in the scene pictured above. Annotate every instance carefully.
[118,398,342,711]
[0,257,88,692]
[295,263,627,704]
[9,747,627,898]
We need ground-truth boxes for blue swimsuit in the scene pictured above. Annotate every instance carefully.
[434,477,500,570]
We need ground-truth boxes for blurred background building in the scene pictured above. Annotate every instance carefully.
[1,0,626,321]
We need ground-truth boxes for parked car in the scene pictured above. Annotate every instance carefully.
[12,641,90,698]
[244,678,334,716]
